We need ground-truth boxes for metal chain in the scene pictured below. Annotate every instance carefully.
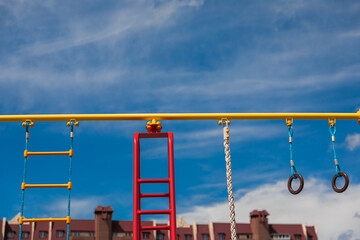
[221,120,237,240]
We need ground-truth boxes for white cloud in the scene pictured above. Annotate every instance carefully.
[345,133,360,151]
[138,123,285,159]
[43,196,106,219]
[9,1,204,56]
[179,178,360,240]
[1,0,360,114]
[340,30,360,38]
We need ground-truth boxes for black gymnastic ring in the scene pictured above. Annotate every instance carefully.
[288,173,304,195]
[332,171,349,193]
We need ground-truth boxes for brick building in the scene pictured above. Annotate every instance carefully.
[0,206,317,240]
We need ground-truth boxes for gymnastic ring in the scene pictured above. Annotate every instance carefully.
[332,171,349,193]
[288,173,304,195]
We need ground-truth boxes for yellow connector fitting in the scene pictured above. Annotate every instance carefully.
[24,150,28,158]
[226,135,230,139]
[226,129,229,133]
[219,118,230,125]
[68,182,72,190]
[66,216,71,224]
[67,119,79,127]
[286,118,293,127]
[328,118,336,127]
[21,182,26,190]
[146,119,162,133]
[22,121,34,127]
[19,217,24,224]
[69,149,73,157]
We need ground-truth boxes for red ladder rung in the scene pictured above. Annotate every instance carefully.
[138,179,170,184]
[140,193,170,198]
[138,210,171,215]
[140,225,170,231]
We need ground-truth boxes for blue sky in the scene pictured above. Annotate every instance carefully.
[1,0,360,239]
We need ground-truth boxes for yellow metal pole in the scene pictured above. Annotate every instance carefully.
[0,112,359,122]
[20,217,69,223]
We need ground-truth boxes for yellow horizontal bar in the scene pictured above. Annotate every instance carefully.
[20,216,70,224]
[24,150,72,157]
[22,182,72,190]
[0,112,359,122]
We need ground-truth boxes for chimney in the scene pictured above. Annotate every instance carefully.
[94,205,114,240]
[249,210,270,240]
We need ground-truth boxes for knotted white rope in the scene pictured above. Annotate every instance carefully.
[220,119,237,240]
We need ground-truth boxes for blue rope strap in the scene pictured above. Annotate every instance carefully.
[329,125,341,176]
[288,125,297,178]
[67,121,75,240]
[288,126,294,162]
[19,122,30,240]
[291,165,297,177]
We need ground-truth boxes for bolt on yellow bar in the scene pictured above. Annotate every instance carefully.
[21,182,72,190]
[19,216,71,224]
[24,150,73,157]
[0,111,360,122]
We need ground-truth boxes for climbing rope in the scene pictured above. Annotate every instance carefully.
[328,119,349,193]
[19,121,33,240]
[66,120,78,240]
[286,119,304,195]
[219,119,237,240]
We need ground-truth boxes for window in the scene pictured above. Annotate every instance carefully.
[185,234,192,240]
[89,232,95,236]
[22,232,29,238]
[202,234,209,240]
[307,236,312,240]
[72,232,81,236]
[125,232,133,237]
[177,234,180,240]
[295,235,301,240]
[56,231,64,237]
[40,231,47,238]
[270,234,291,240]
[218,233,225,240]
[143,232,150,239]
[157,233,164,240]
[7,232,15,239]
[237,234,252,239]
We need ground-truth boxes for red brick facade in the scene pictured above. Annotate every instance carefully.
[0,207,317,240]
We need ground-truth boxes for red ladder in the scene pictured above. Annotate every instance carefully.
[133,132,176,240]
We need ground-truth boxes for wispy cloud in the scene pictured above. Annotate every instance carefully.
[19,3,179,56]
[1,0,360,114]
[2,0,205,57]
[138,123,284,159]
[179,178,360,240]
[43,196,106,219]
[340,31,360,38]
[345,133,360,151]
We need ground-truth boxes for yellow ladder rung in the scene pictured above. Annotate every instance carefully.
[24,149,73,157]
[20,216,71,224]
[21,182,72,190]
